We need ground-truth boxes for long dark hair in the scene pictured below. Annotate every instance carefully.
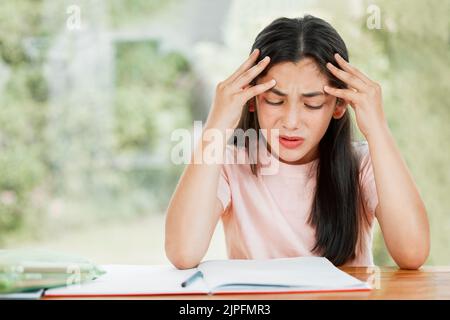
[234,15,369,265]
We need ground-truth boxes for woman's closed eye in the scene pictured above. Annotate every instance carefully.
[304,103,324,109]
[264,98,324,109]
[264,98,325,110]
[264,98,283,106]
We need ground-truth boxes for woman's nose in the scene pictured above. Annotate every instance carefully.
[282,103,300,130]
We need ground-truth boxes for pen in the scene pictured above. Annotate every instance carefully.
[181,270,203,288]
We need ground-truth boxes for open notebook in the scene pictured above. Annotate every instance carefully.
[44,257,371,297]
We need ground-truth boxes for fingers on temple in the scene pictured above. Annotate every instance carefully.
[233,56,271,90]
[326,62,366,92]
[334,53,373,85]
[324,86,358,102]
[242,79,276,100]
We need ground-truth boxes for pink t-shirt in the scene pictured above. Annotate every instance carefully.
[216,140,379,266]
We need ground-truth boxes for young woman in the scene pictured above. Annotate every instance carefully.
[165,15,429,269]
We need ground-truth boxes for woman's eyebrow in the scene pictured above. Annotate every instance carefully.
[268,87,288,97]
[268,87,324,97]
[302,91,324,97]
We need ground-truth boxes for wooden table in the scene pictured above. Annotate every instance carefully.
[43,266,450,300]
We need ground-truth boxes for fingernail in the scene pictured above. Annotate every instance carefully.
[258,57,268,64]
[270,79,276,85]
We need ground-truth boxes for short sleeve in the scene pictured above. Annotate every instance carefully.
[358,142,379,217]
[216,164,231,213]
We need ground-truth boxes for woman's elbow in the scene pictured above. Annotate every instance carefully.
[165,242,201,270]
[168,255,200,270]
[397,258,426,270]
[396,245,429,270]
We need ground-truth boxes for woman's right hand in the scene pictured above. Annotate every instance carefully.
[205,48,277,131]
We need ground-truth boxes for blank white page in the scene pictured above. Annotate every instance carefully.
[197,257,370,292]
[44,265,208,297]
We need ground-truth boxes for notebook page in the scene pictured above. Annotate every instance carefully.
[44,265,209,296]
[197,257,369,292]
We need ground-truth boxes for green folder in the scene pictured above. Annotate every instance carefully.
[0,249,106,294]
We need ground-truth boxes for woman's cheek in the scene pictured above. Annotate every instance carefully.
[257,107,281,147]
[257,103,281,129]
[310,109,334,139]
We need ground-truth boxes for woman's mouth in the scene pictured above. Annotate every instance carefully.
[279,135,304,149]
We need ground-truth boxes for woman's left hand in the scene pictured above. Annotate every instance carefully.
[324,53,388,139]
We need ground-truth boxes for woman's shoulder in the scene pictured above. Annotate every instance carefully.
[224,143,247,161]
[352,139,369,154]
[221,144,261,179]
[351,140,374,180]
[352,140,370,162]
[222,144,253,170]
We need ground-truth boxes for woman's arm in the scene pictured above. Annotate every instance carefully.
[367,125,429,269]
[165,135,226,270]
[165,49,276,269]
[324,53,430,269]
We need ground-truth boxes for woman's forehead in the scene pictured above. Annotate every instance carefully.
[260,58,328,93]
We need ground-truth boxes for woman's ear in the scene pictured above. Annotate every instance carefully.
[332,98,347,119]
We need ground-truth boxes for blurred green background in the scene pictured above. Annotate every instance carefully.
[0,0,449,266]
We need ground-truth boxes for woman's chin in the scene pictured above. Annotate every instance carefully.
[278,152,304,164]
[277,145,318,165]
[265,140,313,164]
